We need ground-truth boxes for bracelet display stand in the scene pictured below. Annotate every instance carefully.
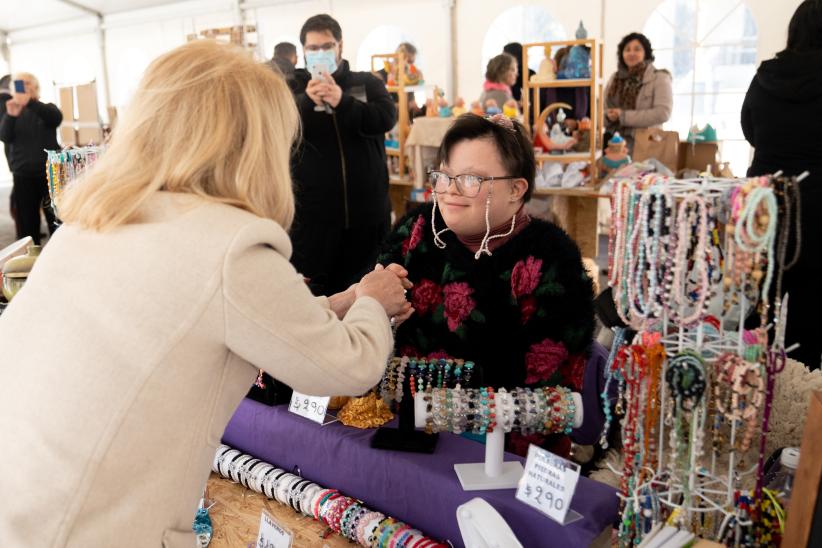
[371,376,438,453]
[413,393,584,491]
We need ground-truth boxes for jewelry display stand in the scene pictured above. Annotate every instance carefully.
[605,174,804,546]
[413,393,583,491]
[371,378,438,454]
[456,498,524,548]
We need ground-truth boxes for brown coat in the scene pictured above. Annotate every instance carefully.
[0,192,393,547]
[605,63,673,149]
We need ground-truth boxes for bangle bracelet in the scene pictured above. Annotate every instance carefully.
[390,525,412,548]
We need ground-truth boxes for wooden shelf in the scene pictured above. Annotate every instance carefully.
[535,152,596,163]
[528,78,593,89]
[533,185,609,198]
[386,84,426,93]
[389,175,414,186]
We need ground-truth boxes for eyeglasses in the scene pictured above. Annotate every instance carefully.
[304,42,338,52]
[428,170,518,198]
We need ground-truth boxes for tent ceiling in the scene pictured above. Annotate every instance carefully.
[0,0,184,32]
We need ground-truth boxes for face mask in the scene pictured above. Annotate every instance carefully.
[305,49,338,78]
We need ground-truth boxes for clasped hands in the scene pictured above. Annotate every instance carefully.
[328,264,414,325]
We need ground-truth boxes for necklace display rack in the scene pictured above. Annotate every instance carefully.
[604,173,805,547]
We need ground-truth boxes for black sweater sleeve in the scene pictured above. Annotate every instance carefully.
[741,80,756,146]
[0,113,15,144]
[335,74,397,136]
[26,100,63,128]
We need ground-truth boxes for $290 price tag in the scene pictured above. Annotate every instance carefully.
[288,390,330,425]
[515,443,580,524]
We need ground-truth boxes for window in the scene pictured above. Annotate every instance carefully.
[355,25,421,74]
[481,6,567,74]
[644,0,758,175]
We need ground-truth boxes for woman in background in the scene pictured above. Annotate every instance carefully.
[604,32,672,152]
[741,0,822,370]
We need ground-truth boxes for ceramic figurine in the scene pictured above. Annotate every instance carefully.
[451,97,467,117]
[533,103,577,152]
[503,99,519,119]
[557,21,591,79]
[599,132,632,175]
[530,46,556,84]
[572,117,592,152]
[484,99,501,116]
[425,98,437,117]
[470,101,484,116]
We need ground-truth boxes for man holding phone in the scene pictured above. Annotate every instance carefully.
[290,14,397,296]
[0,73,62,245]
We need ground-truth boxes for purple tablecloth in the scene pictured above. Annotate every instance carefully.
[223,399,618,547]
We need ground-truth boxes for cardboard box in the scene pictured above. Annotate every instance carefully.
[678,142,720,173]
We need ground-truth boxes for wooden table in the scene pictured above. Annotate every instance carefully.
[206,473,349,548]
[533,185,609,258]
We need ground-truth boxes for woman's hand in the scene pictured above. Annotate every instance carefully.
[606,108,621,122]
[356,265,413,319]
[327,284,357,319]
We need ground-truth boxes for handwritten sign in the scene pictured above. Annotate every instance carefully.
[256,510,292,548]
[288,390,330,425]
[516,444,580,524]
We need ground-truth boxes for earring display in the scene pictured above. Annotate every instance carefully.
[604,174,803,547]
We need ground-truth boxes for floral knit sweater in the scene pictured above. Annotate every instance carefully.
[378,204,595,456]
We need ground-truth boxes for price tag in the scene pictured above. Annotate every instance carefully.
[515,444,581,525]
[288,390,331,425]
[256,510,292,548]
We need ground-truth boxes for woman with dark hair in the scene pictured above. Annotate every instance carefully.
[604,32,672,151]
[741,0,822,370]
[479,53,518,113]
[378,114,597,457]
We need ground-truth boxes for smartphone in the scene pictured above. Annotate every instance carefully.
[13,79,25,93]
[308,62,328,81]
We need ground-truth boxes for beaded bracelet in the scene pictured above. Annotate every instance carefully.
[314,489,340,520]
[388,524,412,548]
[339,501,363,538]
[357,512,385,546]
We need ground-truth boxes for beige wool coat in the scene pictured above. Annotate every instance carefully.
[0,192,393,547]
[605,62,673,149]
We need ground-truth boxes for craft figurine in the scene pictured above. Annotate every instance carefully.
[451,97,466,117]
[533,102,577,152]
[502,99,519,119]
[437,95,451,117]
[557,21,591,79]
[470,101,484,116]
[425,98,438,117]
[484,99,501,116]
[530,45,556,84]
[572,116,592,152]
[598,132,631,175]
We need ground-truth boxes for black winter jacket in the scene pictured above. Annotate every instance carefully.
[0,99,62,177]
[742,50,822,177]
[291,59,397,230]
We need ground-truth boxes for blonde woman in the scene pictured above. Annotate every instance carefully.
[0,41,410,546]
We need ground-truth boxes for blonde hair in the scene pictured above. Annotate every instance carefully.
[59,40,299,231]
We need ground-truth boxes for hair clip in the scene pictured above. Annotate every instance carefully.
[485,113,516,133]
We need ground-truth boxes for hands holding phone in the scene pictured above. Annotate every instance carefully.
[5,80,31,118]
[306,73,342,109]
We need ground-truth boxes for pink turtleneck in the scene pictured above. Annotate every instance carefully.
[456,205,531,254]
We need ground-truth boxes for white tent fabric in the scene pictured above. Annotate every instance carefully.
[0,1,183,32]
